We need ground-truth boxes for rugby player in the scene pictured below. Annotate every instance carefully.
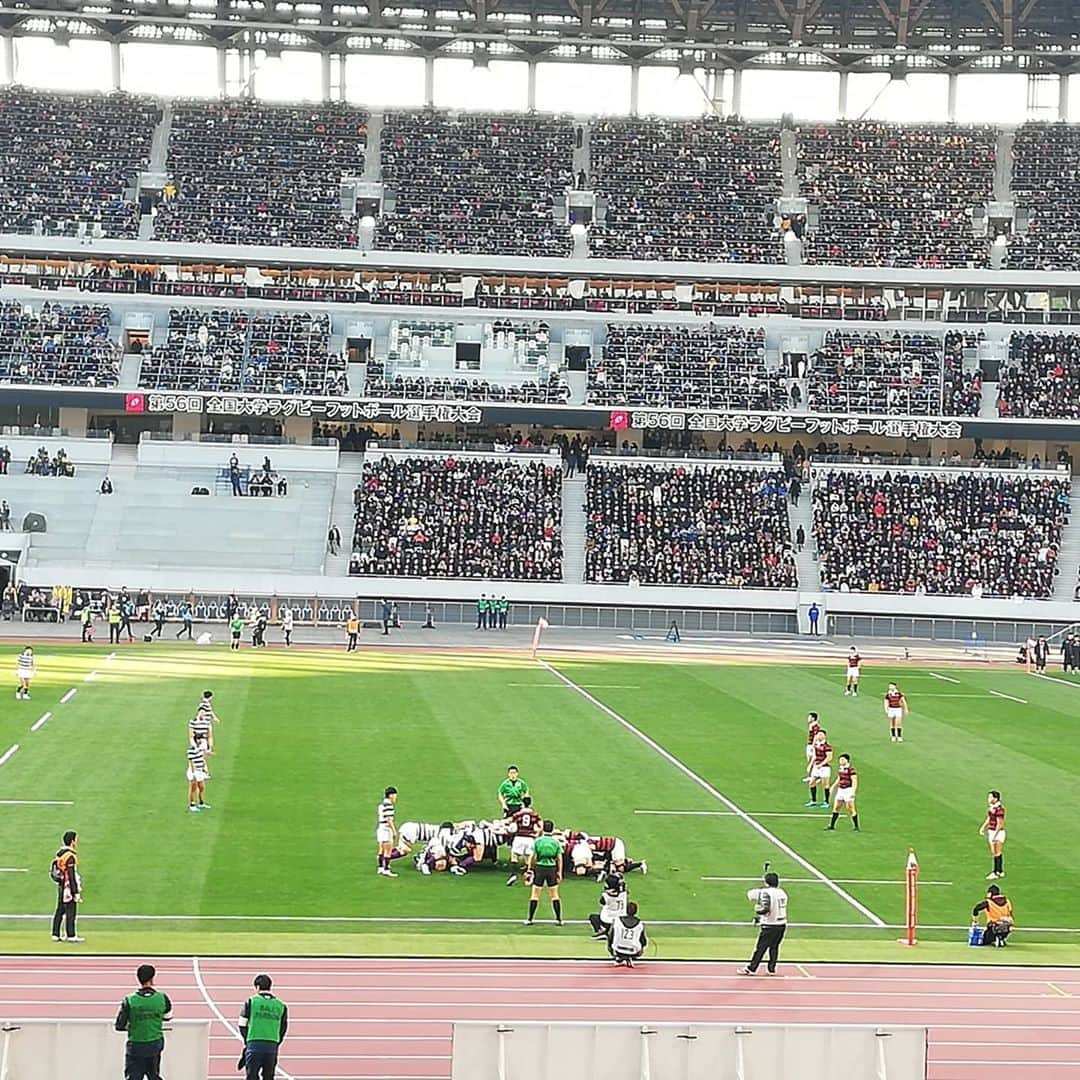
[376,787,398,878]
[416,822,455,875]
[15,645,34,700]
[186,734,211,812]
[504,797,542,886]
[196,690,220,726]
[884,682,908,742]
[564,832,646,877]
[393,821,440,858]
[805,729,833,808]
[844,647,861,696]
[979,790,1007,880]
[826,754,859,831]
[804,711,821,768]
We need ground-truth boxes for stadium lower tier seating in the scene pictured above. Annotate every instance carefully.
[813,470,1069,597]
[997,331,1080,419]
[351,454,562,580]
[585,462,797,587]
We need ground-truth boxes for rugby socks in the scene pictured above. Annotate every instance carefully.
[823,787,831,803]
[993,854,1003,875]
[809,786,818,802]
[624,860,644,873]
[552,900,562,923]
[389,849,407,861]
[828,812,839,829]
[852,815,859,831]
[459,856,476,869]
[897,728,903,741]
[527,899,538,922]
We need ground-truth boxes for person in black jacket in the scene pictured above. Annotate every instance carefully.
[50,830,83,943]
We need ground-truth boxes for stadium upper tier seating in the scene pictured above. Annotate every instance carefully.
[813,470,1069,597]
[138,308,345,395]
[585,462,797,587]
[798,122,995,268]
[943,330,984,417]
[155,102,368,246]
[0,89,159,238]
[997,331,1080,419]
[377,112,574,255]
[351,454,563,579]
[589,118,783,263]
[589,324,783,411]
[805,330,944,415]
[1009,123,1080,271]
[0,301,119,387]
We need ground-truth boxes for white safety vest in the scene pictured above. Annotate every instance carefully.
[611,918,645,954]
[748,886,788,925]
[600,890,628,925]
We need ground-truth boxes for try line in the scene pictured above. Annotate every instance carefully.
[536,658,886,927]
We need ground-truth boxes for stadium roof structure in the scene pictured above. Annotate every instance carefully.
[3,0,1080,72]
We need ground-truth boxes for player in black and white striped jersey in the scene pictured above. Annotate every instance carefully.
[188,711,214,754]
[195,690,219,726]
[376,787,398,878]
[186,735,211,813]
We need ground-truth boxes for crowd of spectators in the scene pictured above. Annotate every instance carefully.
[813,470,1068,597]
[351,454,562,579]
[589,324,783,410]
[1009,123,1080,271]
[154,102,367,246]
[585,462,797,587]
[943,330,984,416]
[378,111,574,256]
[0,89,158,238]
[805,330,944,415]
[798,123,995,268]
[589,118,783,263]
[0,302,119,387]
[22,445,76,477]
[138,308,344,395]
[365,373,570,404]
[997,332,1080,419]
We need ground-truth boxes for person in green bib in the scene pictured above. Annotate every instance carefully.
[239,973,289,1080]
[498,765,529,815]
[229,614,244,651]
[476,594,488,630]
[525,819,564,926]
[114,964,172,1080]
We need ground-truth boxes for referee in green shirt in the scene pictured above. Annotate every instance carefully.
[525,820,564,926]
[498,765,529,815]
[238,973,288,1080]
[114,964,172,1080]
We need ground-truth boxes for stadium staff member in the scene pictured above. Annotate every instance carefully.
[739,872,788,975]
[238,973,289,1079]
[608,901,648,967]
[972,884,1014,947]
[50,830,83,942]
[115,964,172,1080]
[345,613,360,652]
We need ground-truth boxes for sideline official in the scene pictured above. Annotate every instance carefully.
[50,830,83,943]
[115,964,172,1080]
[739,872,788,975]
[239,973,289,1080]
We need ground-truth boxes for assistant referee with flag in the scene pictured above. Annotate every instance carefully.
[238,973,288,1079]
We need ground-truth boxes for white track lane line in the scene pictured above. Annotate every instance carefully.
[537,658,886,927]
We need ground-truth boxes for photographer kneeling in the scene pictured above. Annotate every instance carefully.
[608,902,647,967]
[973,884,1014,947]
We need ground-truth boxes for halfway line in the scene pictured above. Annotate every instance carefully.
[0,744,19,768]
[929,672,961,684]
[636,809,825,819]
[31,712,51,732]
[989,689,1028,704]
[537,658,885,927]
[59,688,77,705]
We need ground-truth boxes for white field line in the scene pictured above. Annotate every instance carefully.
[929,672,961,684]
[0,744,19,767]
[30,712,51,732]
[636,809,829,819]
[1032,673,1080,691]
[701,876,953,887]
[506,683,641,689]
[989,690,1028,704]
[537,659,888,926]
[192,957,296,1080]
[106,652,116,661]
[83,671,98,683]
[59,688,76,705]
[0,869,28,874]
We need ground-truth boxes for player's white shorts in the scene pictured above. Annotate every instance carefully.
[810,764,832,782]
[610,838,627,865]
[847,667,860,679]
[399,822,430,846]
[805,743,815,761]
[986,829,1006,846]
[571,841,593,868]
[886,707,903,722]
[834,787,856,805]
[376,825,395,844]
[511,836,535,859]
[186,768,208,783]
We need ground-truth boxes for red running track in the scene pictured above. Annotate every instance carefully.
[0,956,1077,1080]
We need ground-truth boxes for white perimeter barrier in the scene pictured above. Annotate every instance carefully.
[452,1022,927,1080]
[0,1019,210,1080]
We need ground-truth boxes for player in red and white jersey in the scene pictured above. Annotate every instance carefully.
[979,790,1007,880]
[883,682,908,743]
[844,647,862,697]
[504,797,543,886]
[826,754,859,831]
[804,712,821,764]
[804,730,833,809]
[564,832,646,877]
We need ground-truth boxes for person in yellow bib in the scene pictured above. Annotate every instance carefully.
[238,973,288,1080]
[345,615,360,652]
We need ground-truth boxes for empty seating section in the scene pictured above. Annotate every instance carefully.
[0,89,158,238]
[590,119,782,263]
[156,102,367,246]
[138,309,342,395]
[378,111,574,255]
[351,454,562,579]
[943,331,983,416]
[1009,124,1080,271]
[813,470,1068,597]
[997,332,1080,419]
[590,324,782,410]
[0,302,119,387]
[798,123,995,268]
[805,331,943,415]
[585,462,797,587]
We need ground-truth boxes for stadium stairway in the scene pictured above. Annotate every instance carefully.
[364,111,382,181]
[1051,477,1080,602]
[561,474,586,584]
[13,471,108,570]
[324,451,366,576]
[788,491,819,592]
[978,382,999,419]
[993,127,1015,202]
